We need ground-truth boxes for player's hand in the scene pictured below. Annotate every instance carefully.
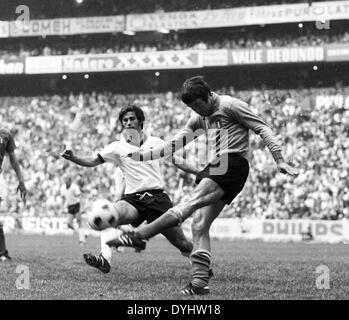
[17,182,27,204]
[277,161,299,176]
[61,149,74,160]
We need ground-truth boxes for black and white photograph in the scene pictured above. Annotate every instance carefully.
[0,0,349,305]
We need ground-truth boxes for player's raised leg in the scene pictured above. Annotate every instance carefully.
[181,201,225,295]
[135,178,224,241]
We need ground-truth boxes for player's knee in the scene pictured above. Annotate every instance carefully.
[182,194,203,213]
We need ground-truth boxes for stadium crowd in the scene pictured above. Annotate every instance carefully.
[0,0,321,20]
[0,85,348,220]
[1,26,349,58]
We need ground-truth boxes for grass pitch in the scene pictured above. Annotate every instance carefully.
[0,234,348,300]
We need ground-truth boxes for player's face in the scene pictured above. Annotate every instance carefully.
[122,112,141,131]
[187,98,211,116]
[65,177,72,187]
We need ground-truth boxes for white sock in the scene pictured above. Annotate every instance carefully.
[78,228,86,243]
[100,228,124,264]
[101,229,113,264]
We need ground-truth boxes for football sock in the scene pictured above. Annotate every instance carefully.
[135,208,183,240]
[0,225,7,255]
[78,229,87,243]
[190,250,211,288]
[101,230,113,264]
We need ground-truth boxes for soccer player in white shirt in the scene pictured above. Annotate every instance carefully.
[61,105,198,273]
[60,175,86,245]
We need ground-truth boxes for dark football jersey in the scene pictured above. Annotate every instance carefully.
[0,129,16,170]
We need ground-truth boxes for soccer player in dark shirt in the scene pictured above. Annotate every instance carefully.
[0,128,27,261]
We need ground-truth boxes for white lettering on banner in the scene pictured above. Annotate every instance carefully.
[267,47,324,63]
[0,59,24,74]
[126,1,349,31]
[127,11,200,31]
[262,220,343,237]
[63,56,115,72]
[230,50,264,64]
[228,47,324,65]
[62,51,201,72]
[25,56,62,74]
[10,16,124,37]
[21,217,68,232]
[11,19,72,37]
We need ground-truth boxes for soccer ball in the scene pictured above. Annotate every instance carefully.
[88,199,117,231]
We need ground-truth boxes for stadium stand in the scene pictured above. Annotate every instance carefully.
[0,86,348,220]
[1,21,349,58]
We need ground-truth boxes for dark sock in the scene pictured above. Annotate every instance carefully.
[180,241,193,257]
[135,209,181,240]
[0,225,7,254]
[190,250,211,288]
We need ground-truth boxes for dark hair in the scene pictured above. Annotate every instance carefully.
[119,105,145,129]
[181,76,212,105]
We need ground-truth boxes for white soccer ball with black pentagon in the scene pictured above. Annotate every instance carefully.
[88,199,117,231]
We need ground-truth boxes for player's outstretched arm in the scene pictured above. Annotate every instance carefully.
[61,149,102,167]
[276,159,299,176]
[125,126,200,162]
[8,151,27,203]
[170,155,200,175]
[228,100,299,176]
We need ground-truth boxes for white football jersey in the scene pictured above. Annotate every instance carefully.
[60,183,81,206]
[98,136,166,194]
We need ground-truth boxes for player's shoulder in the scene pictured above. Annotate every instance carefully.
[219,95,248,110]
[104,139,122,148]
[220,94,246,105]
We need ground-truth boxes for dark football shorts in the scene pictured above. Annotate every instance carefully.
[67,203,80,215]
[195,153,249,205]
[121,190,173,228]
